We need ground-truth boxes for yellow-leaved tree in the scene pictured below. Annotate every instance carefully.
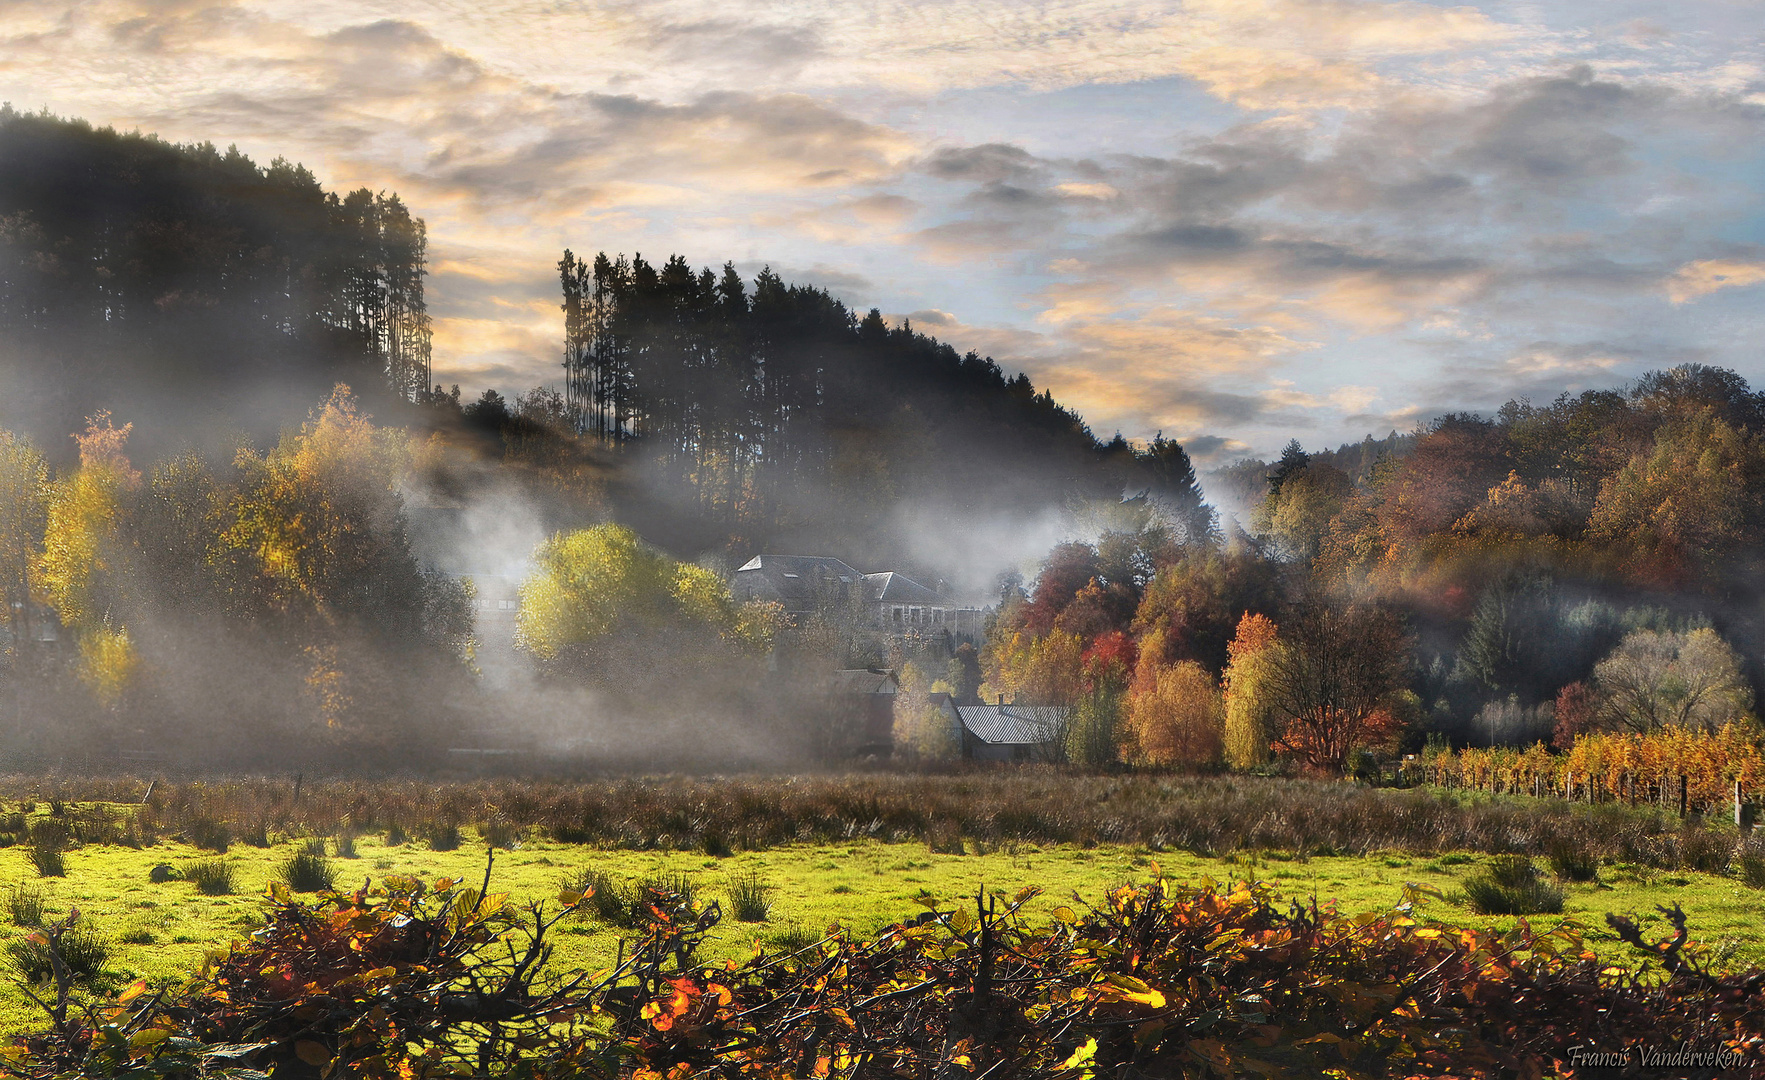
[516,523,780,684]
[892,661,961,761]
[39,412,140,705]
[1222,612,1283,770]
[1125,653,1224,768]
[980,629,1084,706]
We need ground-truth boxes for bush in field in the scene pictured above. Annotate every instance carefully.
[1546,837,1599,882]
[26,845,64,878]
[726,871,771,923]
[1463,855,1564,915]
[185,859,235,896]
[6,925,109,984]
[279,846,335,892]
[423,822,461,851]
[5,883,45,926]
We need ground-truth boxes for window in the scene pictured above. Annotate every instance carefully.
[892,607,903,622]
[498,599,517,611]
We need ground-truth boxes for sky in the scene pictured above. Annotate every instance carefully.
[1,1,1762,464]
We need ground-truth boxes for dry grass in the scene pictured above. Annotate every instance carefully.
[0,771,1749,871]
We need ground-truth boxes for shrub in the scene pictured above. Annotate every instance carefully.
[242,822,272,848]
[1463,855,1564,915]
[118,926,157,946]
[27,845,64,878]
[334,831,358,859]
[186,859,236,896]
[479,818,522,850]
[6,927,110,984]
[700,829,733,858]
[1739,853,1765,890]
[187,818,231,853]
[385,822,409,847]
[561,869,630,924]
[5,883,45,926]
[424,822,462,851]
[27,820,70,852]
[280,848,336,893]
[1546,838,1599,882]
[727,871,772,923]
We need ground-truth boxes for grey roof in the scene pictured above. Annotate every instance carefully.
[732,555,865,608]
[864,571,945,605]
[955,705,1067,746]
[832,669,899,695]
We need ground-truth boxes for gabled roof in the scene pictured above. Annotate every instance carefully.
[864,571,945,605]
[832,668,899,695]
[731,555,865,608]
[955,705,1067,746]
[735,554,864,579]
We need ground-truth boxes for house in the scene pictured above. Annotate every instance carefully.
[935,699,1069,761]
[830,668,898,756]
[730,555,987,637]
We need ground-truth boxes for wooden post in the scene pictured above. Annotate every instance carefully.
[139,780,155,806]
[1738,780,1747,830]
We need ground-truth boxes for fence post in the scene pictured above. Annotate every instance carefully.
[1738,780,1747,830]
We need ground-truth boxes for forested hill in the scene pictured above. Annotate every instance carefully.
[0,108,431,460]
[552,251,1214,579]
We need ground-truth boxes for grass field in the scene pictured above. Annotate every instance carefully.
[2,808,1764,1037]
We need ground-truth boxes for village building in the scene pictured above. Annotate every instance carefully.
[730,554,987,637]
[932,697,1068,761]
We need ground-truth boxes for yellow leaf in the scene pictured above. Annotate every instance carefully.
[1051,906,1077,924]
[1059,1038,1098,1069]
[117,979,148,1004]
[129,1029,170,1049]
[558,890,585,906]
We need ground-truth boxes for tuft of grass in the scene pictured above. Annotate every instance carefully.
[424,822,462,852]
[561,869,630,924]
[118,926,156,946]
[763,922,818,953]
[185,859,236,897]
[385,822,409,847]
[279,848,336,893]
[334,831,357,859]
[6,928,110,984]
[187,819,231,854]
[27,846,64,878]
[1547,838,1599,882]
[479,819,522,850]
[726,871,771,923]
[5,884,45,927]
[1462,855,1564,916]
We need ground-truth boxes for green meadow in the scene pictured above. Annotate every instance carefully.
[2,808,1764,1036]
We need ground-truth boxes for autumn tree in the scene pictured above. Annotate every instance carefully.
[0,430,47,668]
[1264,601,1411,774]
[1125,656,1224,767]
[38,412,141,705]
[516,523,779,687]
[1222,613,1282,770]
[1589,627,1752,733]
[1587,409,1765,586]
[892,661,960,761]
[981,629,1084,706]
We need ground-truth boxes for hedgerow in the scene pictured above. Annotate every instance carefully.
[4,853,1763,1078]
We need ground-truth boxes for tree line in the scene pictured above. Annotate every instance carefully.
[556,250,1216,561]
[0,108,432,452]
[900,364,1765,780]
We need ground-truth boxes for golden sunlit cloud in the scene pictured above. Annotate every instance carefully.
[1665,259,1765,304]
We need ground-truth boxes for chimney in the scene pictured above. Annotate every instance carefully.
[997,693,1005,706]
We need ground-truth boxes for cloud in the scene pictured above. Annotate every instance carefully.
[1666,259,1765,303]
